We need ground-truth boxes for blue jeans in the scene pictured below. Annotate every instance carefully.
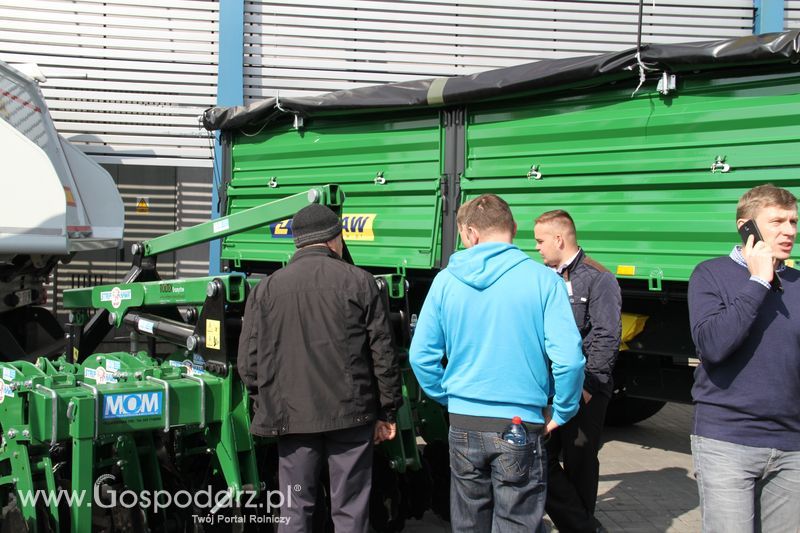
[448,426,547,533]
[691,435,800,533]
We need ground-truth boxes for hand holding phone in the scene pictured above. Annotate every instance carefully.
[738,219,782,292]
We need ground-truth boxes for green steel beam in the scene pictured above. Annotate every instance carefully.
[63,274,247,313]
[141,185,344,257]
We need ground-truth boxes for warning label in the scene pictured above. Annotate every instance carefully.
[136,197,150,213]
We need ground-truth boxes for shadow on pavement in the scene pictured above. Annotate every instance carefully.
[602,404,693,455]
[596,467,698,532]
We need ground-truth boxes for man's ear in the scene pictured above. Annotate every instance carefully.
[511,222,518,239]
[467,226,479,246]
[736,218,747,230]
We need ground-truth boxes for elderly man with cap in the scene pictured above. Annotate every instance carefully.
[237,203,402,532]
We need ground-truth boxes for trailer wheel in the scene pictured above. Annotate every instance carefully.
[605,393,666,426]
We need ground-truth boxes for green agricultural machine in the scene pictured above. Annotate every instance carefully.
[3,30,800,532]
[0,185,446,532]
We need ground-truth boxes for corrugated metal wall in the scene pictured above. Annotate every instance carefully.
[786,0,800,28]
[0,0,219,167]
[244,0,755,101]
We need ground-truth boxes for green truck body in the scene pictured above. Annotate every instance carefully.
[216,32,800,419]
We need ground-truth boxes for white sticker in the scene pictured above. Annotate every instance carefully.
[100,287,132,309]
[170,359,196,376]
[95,366,107,385]
[84,367,97,379]
[106,359,121,373]
[2,367,16,381]
[212,218,230,233]
[138,319,155,334]
[0,379,4,403]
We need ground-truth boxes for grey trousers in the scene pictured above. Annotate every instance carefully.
[277,423,374,533]
[691,434,800,533]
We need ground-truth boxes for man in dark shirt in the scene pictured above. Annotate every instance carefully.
[534,210,621,533]
[237,203,402,533]
[688,184,800,533]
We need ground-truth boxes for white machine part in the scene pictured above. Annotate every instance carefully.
[0,60,124,356]
[0,60,124,259]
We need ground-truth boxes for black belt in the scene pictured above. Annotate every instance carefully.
[449,413,544,434]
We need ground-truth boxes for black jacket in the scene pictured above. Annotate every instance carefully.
[561,249,622,397]
[237,246,402,436]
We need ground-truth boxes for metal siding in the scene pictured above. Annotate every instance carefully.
[786,0,800,28]
[0,0,219,167]
[224,114,443,269]
[176,167,213,278]
[244,1,754,101]
[464,71,800,282]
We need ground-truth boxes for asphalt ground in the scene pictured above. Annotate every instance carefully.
[404,402,700,533]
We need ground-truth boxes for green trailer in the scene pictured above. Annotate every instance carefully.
[204,30,800,426]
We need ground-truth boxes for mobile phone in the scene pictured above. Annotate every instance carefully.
[738,219,782,292]
[738,219,763,245]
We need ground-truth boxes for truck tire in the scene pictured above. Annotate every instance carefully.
[604,395,666,426]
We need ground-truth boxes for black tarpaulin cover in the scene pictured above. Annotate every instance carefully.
[203,30,800,133]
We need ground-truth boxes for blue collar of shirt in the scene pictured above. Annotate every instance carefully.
[729,245,787,273]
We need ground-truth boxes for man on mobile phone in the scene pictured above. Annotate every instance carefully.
[688,183,800,533]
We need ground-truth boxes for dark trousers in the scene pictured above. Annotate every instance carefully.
[277,424,373,533]
[545,394,610,533]
[449,426,547,533]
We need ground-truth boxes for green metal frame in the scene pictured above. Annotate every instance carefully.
[143,185,344,257]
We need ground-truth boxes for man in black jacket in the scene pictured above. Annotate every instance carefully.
[534,210,621,533]
[238,203,402,533]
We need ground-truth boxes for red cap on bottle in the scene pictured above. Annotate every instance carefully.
[512,416,522,424]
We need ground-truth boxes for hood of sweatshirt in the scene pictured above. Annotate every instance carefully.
[446,242,531,290]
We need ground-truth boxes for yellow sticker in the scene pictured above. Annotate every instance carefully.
[342,214,376,241]
[206,319,221,350]
[136,197,150,213]
[64,186,76,207]
[73,347,79,362]
[616,265,636,276]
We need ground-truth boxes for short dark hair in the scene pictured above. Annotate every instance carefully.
[456,194,515,234]
[534,209,577,240]
[736,184,797,221]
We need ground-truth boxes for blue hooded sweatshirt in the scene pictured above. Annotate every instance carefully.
[409,242,585,426]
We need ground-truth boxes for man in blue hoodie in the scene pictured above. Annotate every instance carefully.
[409,194,585,532]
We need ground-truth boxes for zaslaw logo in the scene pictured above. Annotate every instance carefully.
[103,391,162,419]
